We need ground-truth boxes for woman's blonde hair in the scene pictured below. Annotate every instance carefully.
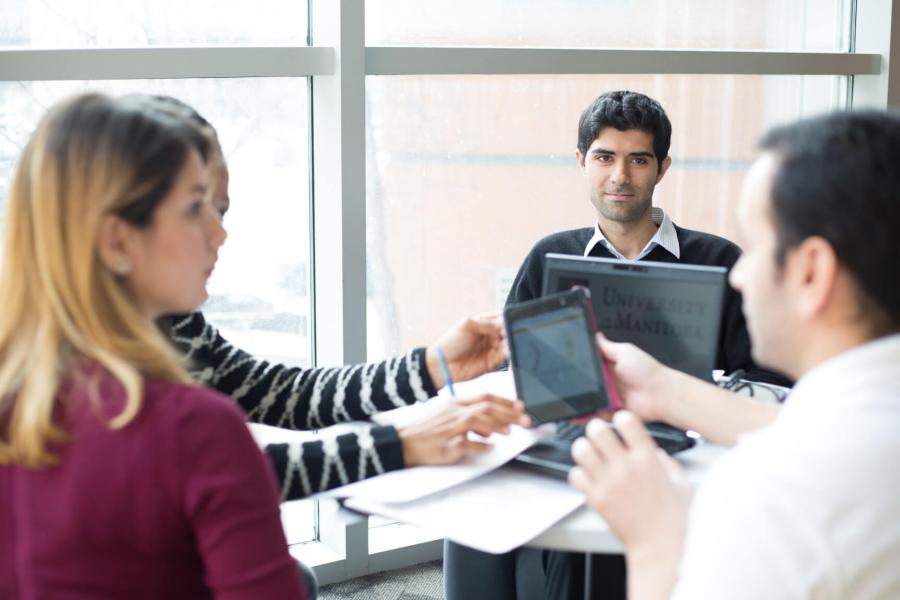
[0,93,210,468]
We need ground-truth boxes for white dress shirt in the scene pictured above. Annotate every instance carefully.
[583,207,680,261]
[673,334,900,600]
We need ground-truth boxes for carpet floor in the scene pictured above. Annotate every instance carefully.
[319,559,443,600]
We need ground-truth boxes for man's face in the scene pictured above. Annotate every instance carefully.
[729,153,790,369]
[577,128,670,225]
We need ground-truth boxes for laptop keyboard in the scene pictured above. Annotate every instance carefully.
[555,421,694,453]
[555,421,590,443]
[515,420,695,477]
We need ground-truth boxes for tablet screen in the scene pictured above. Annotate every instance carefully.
[506,291,610,422]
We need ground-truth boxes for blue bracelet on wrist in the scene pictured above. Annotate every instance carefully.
[435,346,456,397]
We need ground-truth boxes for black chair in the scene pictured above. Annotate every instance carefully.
[297,559,319,599]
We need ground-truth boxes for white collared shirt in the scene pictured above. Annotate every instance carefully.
[583,206,680,261]
[673,334,900,599]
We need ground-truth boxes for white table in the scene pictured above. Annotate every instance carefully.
[345,370,731,557]
[523,441,725,554]
[335,438,724,600]
[516,440,724,600]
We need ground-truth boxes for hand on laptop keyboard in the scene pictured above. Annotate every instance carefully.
[554,420,695,455]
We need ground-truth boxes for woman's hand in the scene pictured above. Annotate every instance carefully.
[425,313,507,387]
[397,394,531,467]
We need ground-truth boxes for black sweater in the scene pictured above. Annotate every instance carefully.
[506,225,792,386]
[163,313,438,501]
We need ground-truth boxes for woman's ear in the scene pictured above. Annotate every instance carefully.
[96,214,133,276]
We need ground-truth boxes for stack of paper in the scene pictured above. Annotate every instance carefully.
[344,465,585,554]
[324,424,550,503]
[321,369,589,554]
[318,368,728,555]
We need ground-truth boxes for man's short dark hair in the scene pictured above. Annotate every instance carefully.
[576,90,672,169]
[760,110,900,334]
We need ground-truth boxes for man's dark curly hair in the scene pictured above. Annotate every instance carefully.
[576,90,671,170]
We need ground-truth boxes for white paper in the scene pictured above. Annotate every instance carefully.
[321,424,553,502]
[344,465,585,555]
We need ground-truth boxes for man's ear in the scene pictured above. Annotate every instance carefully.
[788,236,839,320]
[656,155,672,183]
[575,149,585,170]
[96,214,134,276]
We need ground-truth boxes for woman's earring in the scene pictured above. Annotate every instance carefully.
[114,258,131,276]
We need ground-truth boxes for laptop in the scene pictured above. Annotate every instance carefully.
[541,254,728,381]
[512,254,726,476]
[516,421,697,478]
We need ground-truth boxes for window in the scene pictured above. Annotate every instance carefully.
[365,73,846,358]
[1,0,307,46]
[366,0,850,51]
[0,4,315,542]
[0,77,311,366]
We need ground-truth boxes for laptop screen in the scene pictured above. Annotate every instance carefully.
[541,254,727,380]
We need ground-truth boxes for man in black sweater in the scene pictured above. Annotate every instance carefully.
[507,90,786,385]
[445,91,789,600]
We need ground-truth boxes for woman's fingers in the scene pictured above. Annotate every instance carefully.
[456,394,528,424]
[449,436,491,458]
[402,393,532,466]
[454,395,530,431]
[455,393,522,412]
[465,312,503,334]
[432,435,491,464]
[428,396,529,447]
[444,404,516,437]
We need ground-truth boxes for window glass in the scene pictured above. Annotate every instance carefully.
[1,0,308,47]
[0,76,313,537]
[365,74,846,359]
[367,0,850,51]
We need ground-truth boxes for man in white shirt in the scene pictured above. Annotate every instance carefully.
[446,89,789,600]
[570,110,900,599]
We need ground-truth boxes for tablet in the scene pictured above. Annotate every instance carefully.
[504,287,616,423]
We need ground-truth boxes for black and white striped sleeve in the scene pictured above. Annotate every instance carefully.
[266,425,405,501]
[163,312,439,498]
[167,312,438,429]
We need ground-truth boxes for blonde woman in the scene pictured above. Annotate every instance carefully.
[0,94,307,598]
